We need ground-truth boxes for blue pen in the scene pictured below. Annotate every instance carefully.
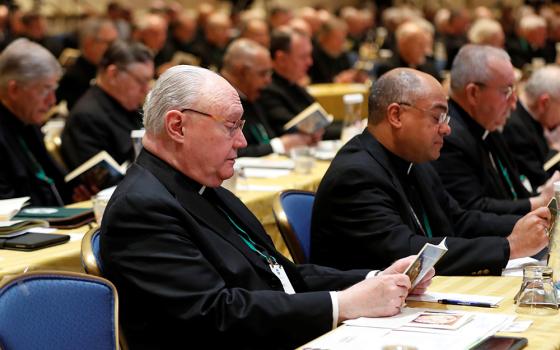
[438,299,498,308]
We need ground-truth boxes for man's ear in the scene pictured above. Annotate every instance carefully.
[465,83,479,105]
[165,110,185,143]
[6,80,19,99]
[537,93,550,114]
[387,102,403,128]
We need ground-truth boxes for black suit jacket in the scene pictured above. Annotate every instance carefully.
[502,101,557,189]
[100,149,368,350]
[0,103,70,205]
[505,36,556,69]
[238,96,276,157]
[433,99,532,215]
[61,86,143,169]
[56,55,97,110]
[257,73,316,136]
[309,45,352,84]
[311,130,516,276]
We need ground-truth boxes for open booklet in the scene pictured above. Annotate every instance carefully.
[404,237,448,289]
[0,197,30,221]
[65,151,128,190]
[283,102,333,134]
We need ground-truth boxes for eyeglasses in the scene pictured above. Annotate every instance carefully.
[398,102,450,125]
[121,68,152,87]
[473,82,514,100]
[181,108,245,137]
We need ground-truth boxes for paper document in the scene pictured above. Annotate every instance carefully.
[0,197,30,221]
[235,157,295,169]
[407,292,502,306]
[404,237,448,289]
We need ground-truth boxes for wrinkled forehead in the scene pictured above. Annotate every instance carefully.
[196,81,243,119]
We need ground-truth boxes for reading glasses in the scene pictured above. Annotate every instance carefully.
[181,108,246,137]
[473,82,514,100]
[398,102,450,126]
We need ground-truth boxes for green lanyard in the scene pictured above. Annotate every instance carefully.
[18,137,54,185]
[249,124,270,144]
[422,212,433,238]
[17,136,64,205]
[219,207,277,265]
[497,158,518,200]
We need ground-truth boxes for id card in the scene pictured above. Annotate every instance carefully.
[269,263,296,294]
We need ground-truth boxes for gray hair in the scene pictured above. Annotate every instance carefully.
[525,65,560,101]
[0,38,61,91]
[78,17,116,49]
[222,38,267,72]
[450,44,510,92]
[369,68,423,125]
[467,18,503,44]
[143,65,231,134]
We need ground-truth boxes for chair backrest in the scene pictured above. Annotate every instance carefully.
[0,271,118,350]
[272,190,315,264]
[81,226,103,276]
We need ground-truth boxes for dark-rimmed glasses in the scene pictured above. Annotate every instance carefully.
[398,102,450,125]
[181,108,245,137]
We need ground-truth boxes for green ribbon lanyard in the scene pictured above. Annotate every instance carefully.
[249,124,270,145]
[421,212,433,238]
[18,137,64,205]
[497,158,518,200]
[219,207,277,265]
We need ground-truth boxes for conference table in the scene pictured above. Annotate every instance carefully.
[0,157,331,280]
[298,275,560,350]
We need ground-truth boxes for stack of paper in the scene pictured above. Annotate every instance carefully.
[0,197,30,221]
[407,292,503,307]
[302,308,516,350]
[236,157,294,178]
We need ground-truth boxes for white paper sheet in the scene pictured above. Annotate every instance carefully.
[407,292,503,306]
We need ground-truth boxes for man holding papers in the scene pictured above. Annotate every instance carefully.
[312,68,550,276]
[100,65,433,350]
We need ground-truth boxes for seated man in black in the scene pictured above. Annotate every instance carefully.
[375,21,442,81]
[0,39,85,205]
[221,38,318,157]
[100,65,433,350]
[56,17,118,110]
[503,65,560,190]
[434,44,556,216]
[311,68,549,276]
[258,27,338,138]
[61,40,153,170]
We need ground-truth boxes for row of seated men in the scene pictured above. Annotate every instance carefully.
[0,14,559,350]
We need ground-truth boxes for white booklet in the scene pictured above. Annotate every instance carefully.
[404,237,448,289]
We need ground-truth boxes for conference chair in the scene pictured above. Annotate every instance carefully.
[0,271,119,350]
[272,190,315,264]
[81,226,103,276]
[81,226,129,350]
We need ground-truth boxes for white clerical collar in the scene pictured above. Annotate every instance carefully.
[198,186,206,195]
[482,130,490,140]
[407,162,414,175]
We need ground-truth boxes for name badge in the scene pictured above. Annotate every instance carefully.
[269,263,296,294]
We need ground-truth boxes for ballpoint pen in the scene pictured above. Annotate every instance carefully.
[438,299,498,308]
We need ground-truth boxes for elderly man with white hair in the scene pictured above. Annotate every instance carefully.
[99,64,433,350]
[507,14,555,69]
[503,65,560,189]
[0,39,86,205]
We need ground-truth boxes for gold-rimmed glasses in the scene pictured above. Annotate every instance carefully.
[398,102,450,125]
[181,108,245,137]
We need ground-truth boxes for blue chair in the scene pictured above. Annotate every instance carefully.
[0,271,119,350]
[81,227,103,276]
[272,190,315,264]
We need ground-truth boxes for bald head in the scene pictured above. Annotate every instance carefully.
[396,22,430,66]
[369,68,450,163]
[369,68,431,125]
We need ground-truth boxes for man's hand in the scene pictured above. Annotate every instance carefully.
[337,274,410,323]
[380,255,434,295]
[508,207,549,259]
